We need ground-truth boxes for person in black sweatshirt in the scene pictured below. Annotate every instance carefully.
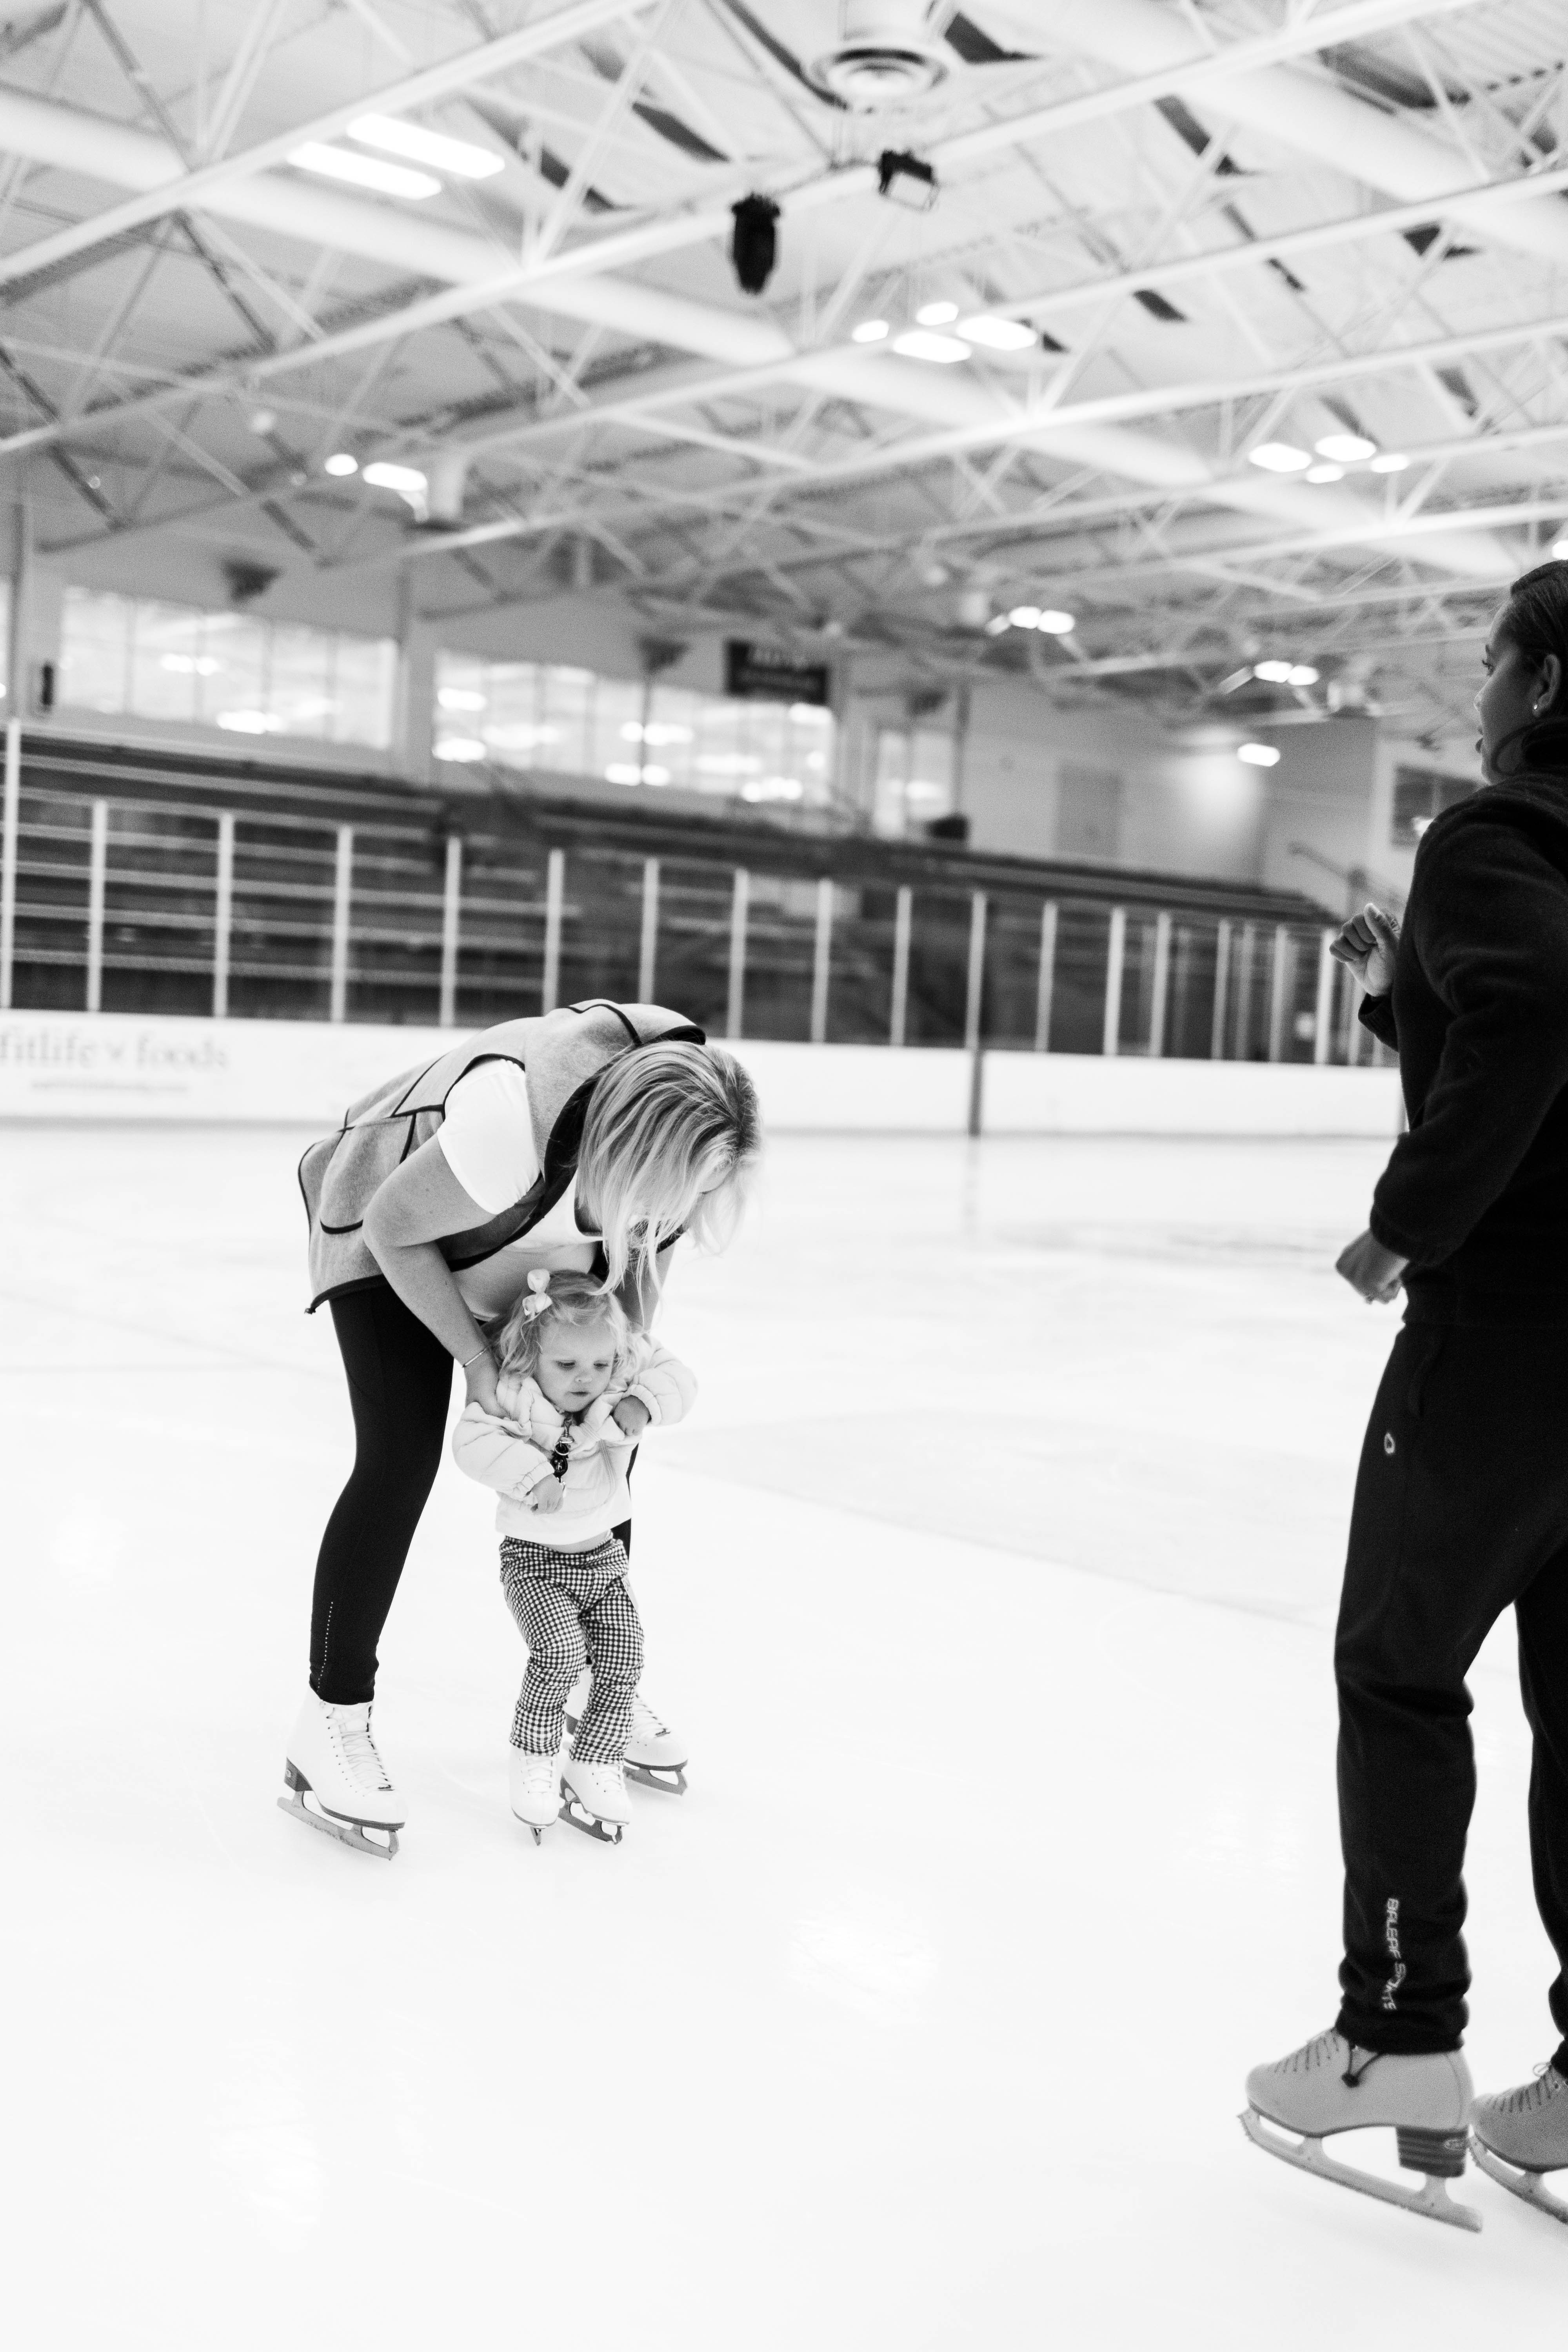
[1243,561,1568,2228]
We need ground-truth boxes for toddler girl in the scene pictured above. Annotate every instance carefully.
[451,1269,696,1843]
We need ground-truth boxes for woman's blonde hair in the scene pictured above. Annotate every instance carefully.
[492,1270,629,1385]
[579,1039,761,1294]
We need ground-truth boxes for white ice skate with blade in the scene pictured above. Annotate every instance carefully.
[1471,2063,1568,2223]
[567,1691,688,1795]
[560,1754,632,1845]
[509,1746,560,1845]
[1242,2029,1479,2230]
[279,1692,404,1860]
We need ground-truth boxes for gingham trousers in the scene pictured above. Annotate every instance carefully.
[499,1534,643,1765]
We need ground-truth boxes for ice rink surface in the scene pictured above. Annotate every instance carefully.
[5,1120,1566,2347]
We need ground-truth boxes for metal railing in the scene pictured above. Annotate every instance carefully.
[0,728,1383,1067]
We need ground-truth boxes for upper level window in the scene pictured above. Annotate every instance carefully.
[58,589,396,750]
[434,652,834,808]
[1392,763,1473,845]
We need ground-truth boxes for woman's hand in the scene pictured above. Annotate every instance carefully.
[1336,1229,1409,1303]
[463,1350,500,1419]
[528,1475,565,1514]
[612,1396,651,1438]
[1330,902,1401,995]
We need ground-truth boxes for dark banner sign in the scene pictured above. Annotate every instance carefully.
[724,640,830,706]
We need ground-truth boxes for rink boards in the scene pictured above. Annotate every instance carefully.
[0,1009,1403,1137]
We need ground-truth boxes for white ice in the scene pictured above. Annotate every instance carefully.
[5,1122,1566,2348]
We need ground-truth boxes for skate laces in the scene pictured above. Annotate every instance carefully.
[333,1712,392,1792]
[630,1696,666,1736]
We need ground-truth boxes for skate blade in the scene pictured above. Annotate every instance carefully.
[558,1795,624,1846]
[1471,2136,1568,2223]
[277,1789,398,1861]
[624,1759,687,1796]
[1240,2109,1481,2232]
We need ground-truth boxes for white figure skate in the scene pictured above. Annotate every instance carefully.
[508,1747,560,1845]
[1471,2064,1568,2223]
[564,1693,688,1795]
[279,1692,404,1861]
[1242,2029,1479,2230]
[560,1754,632,1845]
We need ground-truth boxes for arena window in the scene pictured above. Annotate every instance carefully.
[1391,763,1474,845]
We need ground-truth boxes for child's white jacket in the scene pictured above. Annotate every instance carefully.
[451,1332,696,1545]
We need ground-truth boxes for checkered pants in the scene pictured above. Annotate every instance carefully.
[499,1534,643,1765]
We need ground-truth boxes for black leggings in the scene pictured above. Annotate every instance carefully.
[310,1285,632,1706]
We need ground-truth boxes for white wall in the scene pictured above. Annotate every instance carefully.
[0,1010,1403,1138]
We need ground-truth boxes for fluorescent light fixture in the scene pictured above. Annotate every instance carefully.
[892,328,970,364]
[983,613,1011,635]
[1252,659,1294,683]
[1036,609,1074,634]
[435,736,487,762]
[1287,664,1320,687]
[850,318,889,343]
[956,314,1036,351]
[915,300,959,326]
[160,653,220,675]
[1008,605,1042,628]
[1553,537,1568,561]
[363,460,429,499]
[1238,741,1281,767]
[247,408,277,435]
[1248,442,1312,473]
[289,142,440,199]
[437,687,486,712]
[1315,432,1376,462]
[1369,451,1411,473]
[605,763,669,785]
[1305,463,1344,483]
[217,709,284,734]
[349,114,504,179]
[323,452,359,477]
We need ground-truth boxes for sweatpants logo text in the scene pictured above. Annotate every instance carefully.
[1381,1896,1406,2012]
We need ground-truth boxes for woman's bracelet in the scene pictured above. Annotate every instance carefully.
[458,1342,491,1370]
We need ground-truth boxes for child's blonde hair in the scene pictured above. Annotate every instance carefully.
[580,1040,761,1294]
[492,1269,630,1385]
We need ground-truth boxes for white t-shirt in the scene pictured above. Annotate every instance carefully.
[437,1061,599,1318]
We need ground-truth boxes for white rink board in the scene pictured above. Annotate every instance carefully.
[0,1009,1402,1137]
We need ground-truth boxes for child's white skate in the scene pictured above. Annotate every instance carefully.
[508,1746,561,1845]
[568,1693,688,1795]
[1470,2065,1568,2222]
[1241,2029,1479,2230]
[560,1755,632,1845]
[279,1692,403,1861]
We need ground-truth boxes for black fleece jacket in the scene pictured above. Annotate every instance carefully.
[1362,771,1568,1323]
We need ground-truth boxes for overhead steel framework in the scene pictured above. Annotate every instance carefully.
[0,0,1564,737]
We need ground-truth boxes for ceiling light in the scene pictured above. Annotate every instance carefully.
[916,300,959,326]
[247,408,277,436]
[983,613,1011,635]
[850,318,889,343]
[1287,664,1320,687]
[349,115,503,179]
[876,148,938,211]
[1552,537,1568,561]
[1248,442,1312,473]
[288,142,440,200]
[217,709,285,734]
[1036,609,1074,634]
[363,461,428,498]
[956,313,1036,351]
[437,687,486,712]
[435,736,487,762]
[323,452,359,477]
[1238,742,1281,766]
[891,329,970,364]
[1252,659,1294,683]
[1315,433,1377,462]
[1305,463,1344,483]
[1008,605,1042,628]
[1369,452,1411,473]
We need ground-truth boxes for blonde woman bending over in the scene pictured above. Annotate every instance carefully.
[283,1003,760,1859]
[452,1269,696,1843]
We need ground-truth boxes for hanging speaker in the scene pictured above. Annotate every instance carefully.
[730,195,780,296]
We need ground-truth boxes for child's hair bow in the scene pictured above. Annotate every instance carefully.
[520,1268,554,1321]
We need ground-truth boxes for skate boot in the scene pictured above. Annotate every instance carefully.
[1242,2029,1478,2230]
[1471,2065,1568,2223]
[508,1746,560,1845]
[560,1754,632,1845]
[279,1691,403,1860]
[565,1692,687,1794]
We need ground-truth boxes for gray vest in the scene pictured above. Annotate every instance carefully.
[298,999,703,1310]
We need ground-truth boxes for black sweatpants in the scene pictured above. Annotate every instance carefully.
[1335,1320,1568,2074]
[310,1286,633,1706]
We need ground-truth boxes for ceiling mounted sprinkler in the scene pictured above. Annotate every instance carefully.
[811,2,949,110]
